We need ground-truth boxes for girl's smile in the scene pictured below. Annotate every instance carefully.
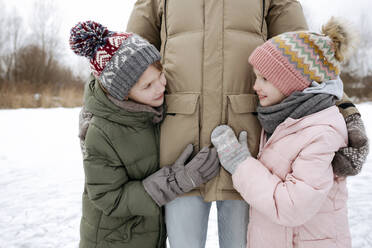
[253,68,285,107]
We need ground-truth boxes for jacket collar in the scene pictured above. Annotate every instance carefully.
[259,106,347,152]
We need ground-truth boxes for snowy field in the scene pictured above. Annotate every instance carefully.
[0,104,371,248]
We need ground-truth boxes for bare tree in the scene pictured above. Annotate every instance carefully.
[27,0,62,84]
[0,0,7,80]
[14,45,46,84]
[0,7,24,82]
[339,12,372,101]
[343,12,372,78]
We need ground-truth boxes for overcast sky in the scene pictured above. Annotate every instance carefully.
[4,0,372,75]
[4,0,138,74]
[7,0,372,42]
[6,0,137,32]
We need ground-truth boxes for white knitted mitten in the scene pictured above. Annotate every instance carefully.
[211,125,251,174]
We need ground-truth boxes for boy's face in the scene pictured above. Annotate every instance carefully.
[253,68,285,107]
[128,64,166,107]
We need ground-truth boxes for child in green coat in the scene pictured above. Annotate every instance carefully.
[70,21,219,248]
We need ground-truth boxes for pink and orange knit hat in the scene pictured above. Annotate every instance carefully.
[249,17,356,96]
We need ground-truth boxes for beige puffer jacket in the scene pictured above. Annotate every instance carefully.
[127,0,358,201]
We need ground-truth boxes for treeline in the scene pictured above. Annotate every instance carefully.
[0,1,85,108]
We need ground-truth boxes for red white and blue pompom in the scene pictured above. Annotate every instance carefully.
[69,21,113,59]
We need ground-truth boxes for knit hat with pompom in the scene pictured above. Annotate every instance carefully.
[69,21,161,100]
[249,17,358,96]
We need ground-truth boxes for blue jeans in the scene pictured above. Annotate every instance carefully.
[165,196,249,248]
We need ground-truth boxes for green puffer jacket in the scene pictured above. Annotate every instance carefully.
[79,77,166,248]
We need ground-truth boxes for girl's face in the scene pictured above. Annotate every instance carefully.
[253,68,285,107]
[128,63,166,107]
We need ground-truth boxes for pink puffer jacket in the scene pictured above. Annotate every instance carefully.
[232,106,351,248]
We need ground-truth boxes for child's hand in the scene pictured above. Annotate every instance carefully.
[142,144,220,206]
[211,125,251,174]
[332,113,369,176]
[173,144,220,192]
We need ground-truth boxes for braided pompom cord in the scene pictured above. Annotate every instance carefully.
[69,21,112,59]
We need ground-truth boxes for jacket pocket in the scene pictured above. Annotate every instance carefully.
[298,211,337,247]
[227,94,261,156]
[221,94,261,191]
[160,93,200,166]
[104,215,143,243]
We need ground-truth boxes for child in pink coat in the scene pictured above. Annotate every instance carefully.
[211,18,358,248]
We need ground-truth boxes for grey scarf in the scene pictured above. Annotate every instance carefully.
[107,94,164,124]
[257,92,336,139]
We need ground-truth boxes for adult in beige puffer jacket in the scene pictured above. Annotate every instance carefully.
[126,1,360,247]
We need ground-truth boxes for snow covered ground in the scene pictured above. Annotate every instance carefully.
[0,104,371,248]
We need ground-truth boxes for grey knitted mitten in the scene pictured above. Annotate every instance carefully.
[211,125,251,174]
[332,114,369,176]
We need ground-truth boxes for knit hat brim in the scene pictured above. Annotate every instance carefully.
[249,41,311,96]
[99,35,161,101]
